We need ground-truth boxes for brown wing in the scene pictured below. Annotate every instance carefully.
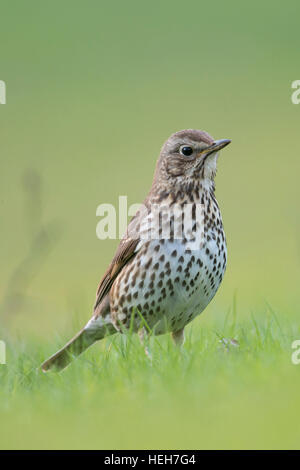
[93,210,145,313]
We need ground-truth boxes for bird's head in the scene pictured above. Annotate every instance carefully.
[153,129,231,194]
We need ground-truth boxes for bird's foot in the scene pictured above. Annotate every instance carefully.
[171,328,185,347]
[138,327,152,361]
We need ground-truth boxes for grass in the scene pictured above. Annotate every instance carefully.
[1,302,300,450]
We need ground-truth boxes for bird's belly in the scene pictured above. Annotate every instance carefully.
[110,237,226,334]
[153,240,226,334]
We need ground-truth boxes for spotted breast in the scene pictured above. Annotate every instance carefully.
[109,188,227,336]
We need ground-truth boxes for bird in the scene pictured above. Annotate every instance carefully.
[41,129,231,372]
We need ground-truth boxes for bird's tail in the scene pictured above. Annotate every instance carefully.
[41,321,115,373]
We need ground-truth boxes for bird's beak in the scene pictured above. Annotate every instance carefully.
[197,139,231,158]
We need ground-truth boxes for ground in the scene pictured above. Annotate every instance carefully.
[1,301,299,449]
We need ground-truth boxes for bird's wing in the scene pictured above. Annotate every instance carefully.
[93,211,144,314]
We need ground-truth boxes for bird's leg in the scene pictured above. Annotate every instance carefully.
[138,327,152,360]
[171,328,185,347]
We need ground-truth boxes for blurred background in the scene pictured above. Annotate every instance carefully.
[1,0,299,335]
[0,0,300,449]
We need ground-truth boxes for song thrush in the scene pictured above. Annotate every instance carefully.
[42,129,231,372]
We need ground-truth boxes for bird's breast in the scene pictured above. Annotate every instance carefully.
[110,193,227,333]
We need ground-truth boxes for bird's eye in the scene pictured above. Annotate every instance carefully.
[180,146,194,157]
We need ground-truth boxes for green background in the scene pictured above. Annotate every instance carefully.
[1,0,300,449]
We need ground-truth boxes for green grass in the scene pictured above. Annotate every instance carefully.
[1,303,300,449]
[1,0,299,452]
